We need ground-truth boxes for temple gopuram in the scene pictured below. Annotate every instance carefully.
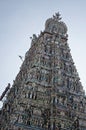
[0,13,86,130]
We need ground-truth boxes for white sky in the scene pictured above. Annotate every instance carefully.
[0,0,86,108]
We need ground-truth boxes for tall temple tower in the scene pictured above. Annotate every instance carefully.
[0,13,86,130]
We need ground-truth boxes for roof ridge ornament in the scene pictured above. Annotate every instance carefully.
[45,13,67,34]
[53,12,62,21]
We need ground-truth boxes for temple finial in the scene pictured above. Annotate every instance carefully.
[53,12,62,21]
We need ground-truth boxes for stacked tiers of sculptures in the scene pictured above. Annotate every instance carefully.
[0,13,86,130]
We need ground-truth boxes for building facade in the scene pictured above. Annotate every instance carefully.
[0,13,86,130]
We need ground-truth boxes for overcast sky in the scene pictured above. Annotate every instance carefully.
[0,0,86,108]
